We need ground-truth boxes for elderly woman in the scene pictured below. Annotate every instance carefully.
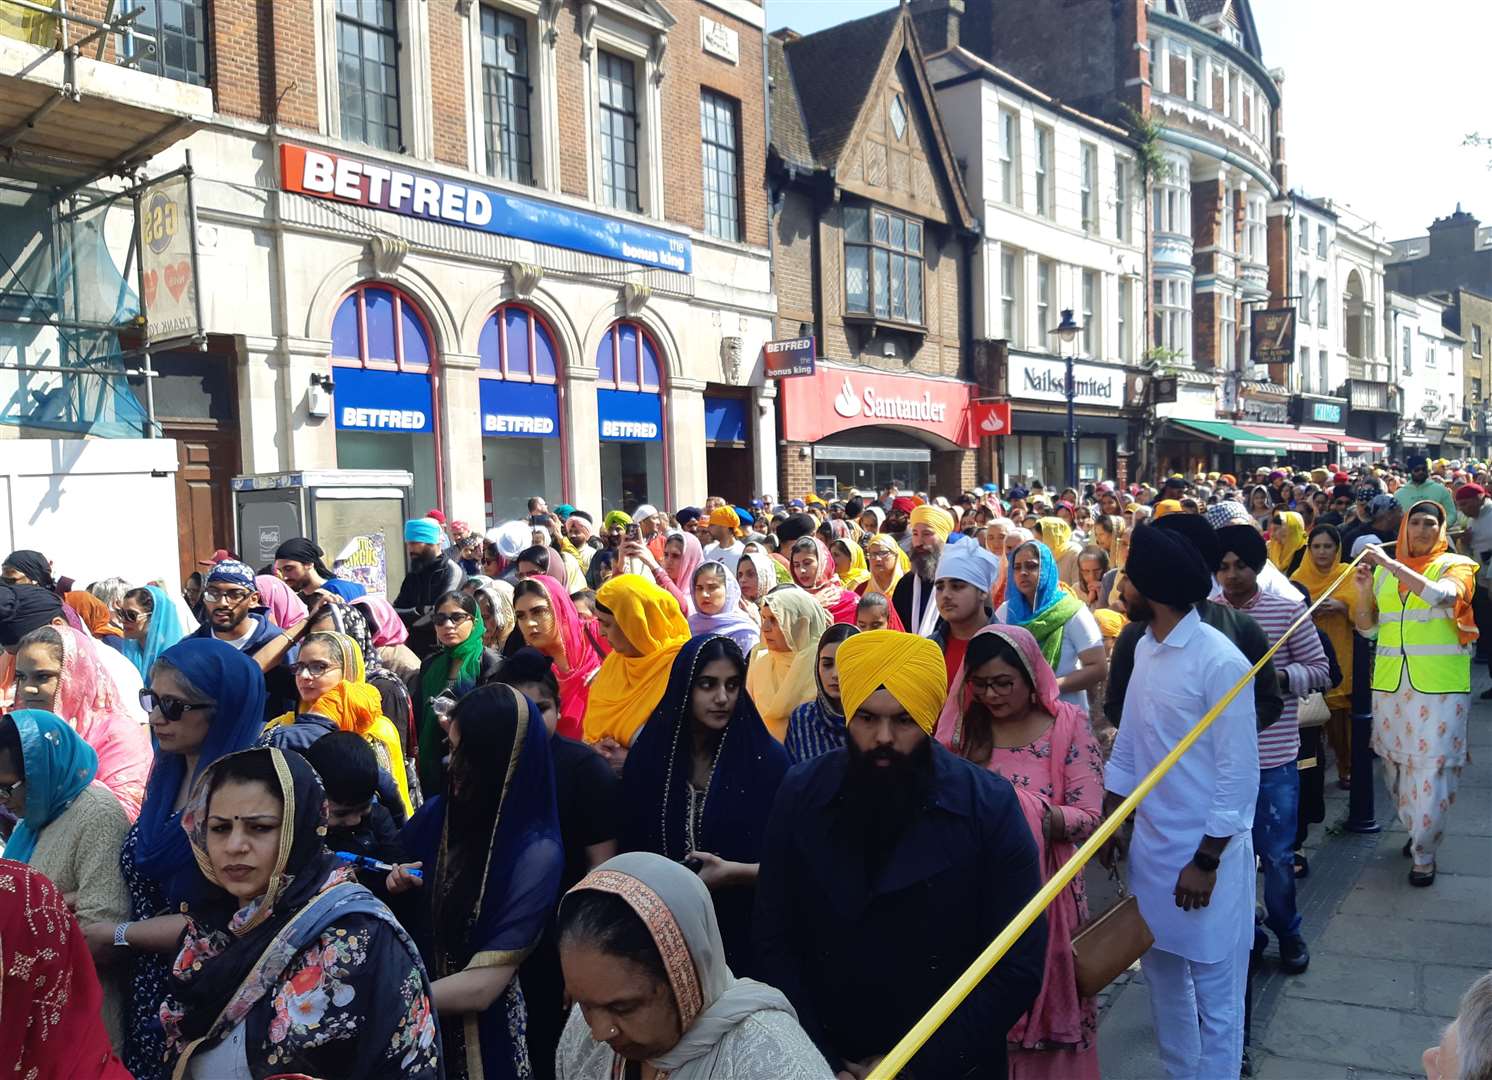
[556,852,832,1079]
[1353,500,1478,886]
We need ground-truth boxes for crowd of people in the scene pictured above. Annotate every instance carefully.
[0,452,1488,1079]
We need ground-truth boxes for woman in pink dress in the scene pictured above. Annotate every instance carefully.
[786,536,859,625]
[935,624,1105,1080]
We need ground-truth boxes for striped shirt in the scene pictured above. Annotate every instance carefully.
[1211,588,1331,768]
[785,700,845,765]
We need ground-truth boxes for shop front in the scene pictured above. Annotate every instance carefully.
[596,319,667,512]
[703,389,754,506]
[777,362,975,500]
[1001,352,1128,487]
[478,303,565,521]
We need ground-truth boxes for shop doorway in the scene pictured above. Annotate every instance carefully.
[704,390,753,505]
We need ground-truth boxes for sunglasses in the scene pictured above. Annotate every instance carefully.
[139,689,213,722]
[290,660,342,679]
[119,608,147,624]
[433,611,472,627]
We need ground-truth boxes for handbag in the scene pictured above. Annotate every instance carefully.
[1071,870,1154,998]
[1297,690,1330,729]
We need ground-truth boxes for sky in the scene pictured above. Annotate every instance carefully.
[763,0,1492,242]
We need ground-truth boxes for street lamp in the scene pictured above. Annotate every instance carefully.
[1049,308,1082,489]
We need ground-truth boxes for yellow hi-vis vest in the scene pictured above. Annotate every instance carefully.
[1371,554,1470,694]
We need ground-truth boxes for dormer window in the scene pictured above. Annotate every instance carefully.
[845,205,924,326]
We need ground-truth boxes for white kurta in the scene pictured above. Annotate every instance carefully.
[704,540,744,574]
[1107,608,1259,963]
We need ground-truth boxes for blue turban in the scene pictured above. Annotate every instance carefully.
[405,518,441,544]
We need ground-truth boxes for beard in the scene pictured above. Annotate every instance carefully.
[911,546,940,581]
[840,735,935,870]
[1125,590,1155,622]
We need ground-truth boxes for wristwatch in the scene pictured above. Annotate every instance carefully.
[113,922,132,949]
[1191,850,1221,873]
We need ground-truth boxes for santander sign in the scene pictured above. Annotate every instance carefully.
[781,363,974,448]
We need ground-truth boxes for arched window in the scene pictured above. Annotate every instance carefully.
[596,320,662,392]
[331,284,433,371]
[478,304,559,382]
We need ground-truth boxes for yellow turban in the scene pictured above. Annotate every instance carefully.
[708,506,741,532]
[908,505,954,541]
[1152,499,1183,519]
[1093,607,1127,639]
[834,629,947,735]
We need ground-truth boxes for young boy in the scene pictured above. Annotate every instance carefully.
[299,731,402,878]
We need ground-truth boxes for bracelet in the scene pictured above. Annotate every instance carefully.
[1191,850,1220,873]
[113,922,132,948]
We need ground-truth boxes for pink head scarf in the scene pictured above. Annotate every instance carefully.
[358,595,409,647]
[663,531,704,614]
[255,574,307,631]
[935,623,1087,752]
[791,537,858,624]
[526,574,603,741]
[54,625,151,820]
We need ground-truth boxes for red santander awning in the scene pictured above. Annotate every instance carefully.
[1233,423,1329,454]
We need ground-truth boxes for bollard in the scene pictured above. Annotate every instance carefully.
[1345,628,1380,833]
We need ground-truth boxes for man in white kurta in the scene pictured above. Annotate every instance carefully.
[1107,527,1260,1080]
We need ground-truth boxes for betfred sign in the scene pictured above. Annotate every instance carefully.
[778,363,976,448]
[764,337,815,378]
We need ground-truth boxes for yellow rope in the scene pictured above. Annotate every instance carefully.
[868,546,1377,1078]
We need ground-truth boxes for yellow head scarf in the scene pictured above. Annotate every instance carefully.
[587,575,691,746]
[832,538,872,590]
[1290,528,1358,711]
[1266,510,1307,571]
[834,629,947,735]
[265,630,414,817]
[908,505,954,540]
[1037,516,1073,555]
[863,533,909,597]
[746,589,832,741]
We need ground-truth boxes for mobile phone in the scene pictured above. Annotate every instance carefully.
[625,523,641,541]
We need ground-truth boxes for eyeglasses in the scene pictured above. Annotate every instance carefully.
[968,676,1020,695]
[0,778,23,799]
[119,608,147,624]
[290,660,342,679]
[203,588,252,604]
[139,689,213,722]
[432,612,472,627]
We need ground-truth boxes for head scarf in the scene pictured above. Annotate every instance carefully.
[0,584,63,649]
[835,629,947,735]
[562,852,800,1080]
[813,623,860,723]
[1395,499,1479,645]
[863,533,909,597]
[789,537,857,623]
[358,594,409,647]
[623,636,786,890]
[132,639,267,904]
[1205,500,1256,530]
[2,550,53,590]
[274,537,335,579]
[254,574,306,631]
[2,711,99,864]
[587,576,691,746]
[1037,516,1076,557]
[745,589,832,740]
[0,858,124,1076]
[737,550,777,603]
[1267,510,1307,571]
[831,538,872,590]
[522,574,602,741]
[687,562,759,656]
[51,625,150,819]
[664,531,706,612]
[120,584,191,681]
[64,591,120,639]
[415,600,487,792]
[1003,540,1084,668]
[934,625,1088,755]
[165,747,355,1047]
[474,578,516,648]
[909,505,954,541]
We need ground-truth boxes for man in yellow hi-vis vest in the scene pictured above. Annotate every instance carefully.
[1353,499,1477,888]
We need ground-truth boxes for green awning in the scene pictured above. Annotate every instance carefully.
[1166,418,1287,456]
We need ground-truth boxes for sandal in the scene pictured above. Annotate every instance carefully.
[1409,864,1436,887]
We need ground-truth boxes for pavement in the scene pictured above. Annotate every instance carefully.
[1092,673,1492,1080]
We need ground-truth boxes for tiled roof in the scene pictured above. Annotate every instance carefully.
[780,7,901,170]
[767,34,814,169]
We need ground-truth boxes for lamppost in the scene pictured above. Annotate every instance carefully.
[1049,308,1082,489]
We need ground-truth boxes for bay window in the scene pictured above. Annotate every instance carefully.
[845,205,925,325]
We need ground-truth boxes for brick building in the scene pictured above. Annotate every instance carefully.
[767,7,980,500]
[3,0,778,576]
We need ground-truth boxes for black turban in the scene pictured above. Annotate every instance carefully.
[1157,513,1222,572]
[775,513,818,545]
[274,537,332,576]
[1215,524,1269,573]
[0,583,64,647]
[1126,524,1212,608]
[2,550,53,590]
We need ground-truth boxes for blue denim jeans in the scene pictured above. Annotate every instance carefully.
[1253,762,1301,940]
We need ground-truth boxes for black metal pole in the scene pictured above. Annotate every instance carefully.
[1345,628,1381,832]
[1066,351,1076,489]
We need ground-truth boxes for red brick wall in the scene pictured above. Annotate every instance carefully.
[772,190,817,338]
[779,441,815,499]
[555,2,591,199]
[428,2,469,167]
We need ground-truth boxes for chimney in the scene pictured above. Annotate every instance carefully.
[908,0,964,53]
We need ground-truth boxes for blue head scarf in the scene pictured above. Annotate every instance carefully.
[132,638,267,903]
[121,584,191,681]
[3,710,98,864]
[1004,539,1063,625]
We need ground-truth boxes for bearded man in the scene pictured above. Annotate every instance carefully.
[892,504,953,636]
[391,517,465,658]
[755,630,1045,1080]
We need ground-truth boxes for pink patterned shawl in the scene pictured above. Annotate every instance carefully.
[55,626,152,821]
[254,574,307,630]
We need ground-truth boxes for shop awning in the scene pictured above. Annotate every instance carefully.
[1331,434,1386,456]
[1165,418,1287,455]
[1233,423,1330,454]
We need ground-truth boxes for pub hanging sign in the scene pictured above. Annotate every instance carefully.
[1250,308,1297,364]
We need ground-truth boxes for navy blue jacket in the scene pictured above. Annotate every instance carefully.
[191,612,296,718]
[754,741,1046,1078]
